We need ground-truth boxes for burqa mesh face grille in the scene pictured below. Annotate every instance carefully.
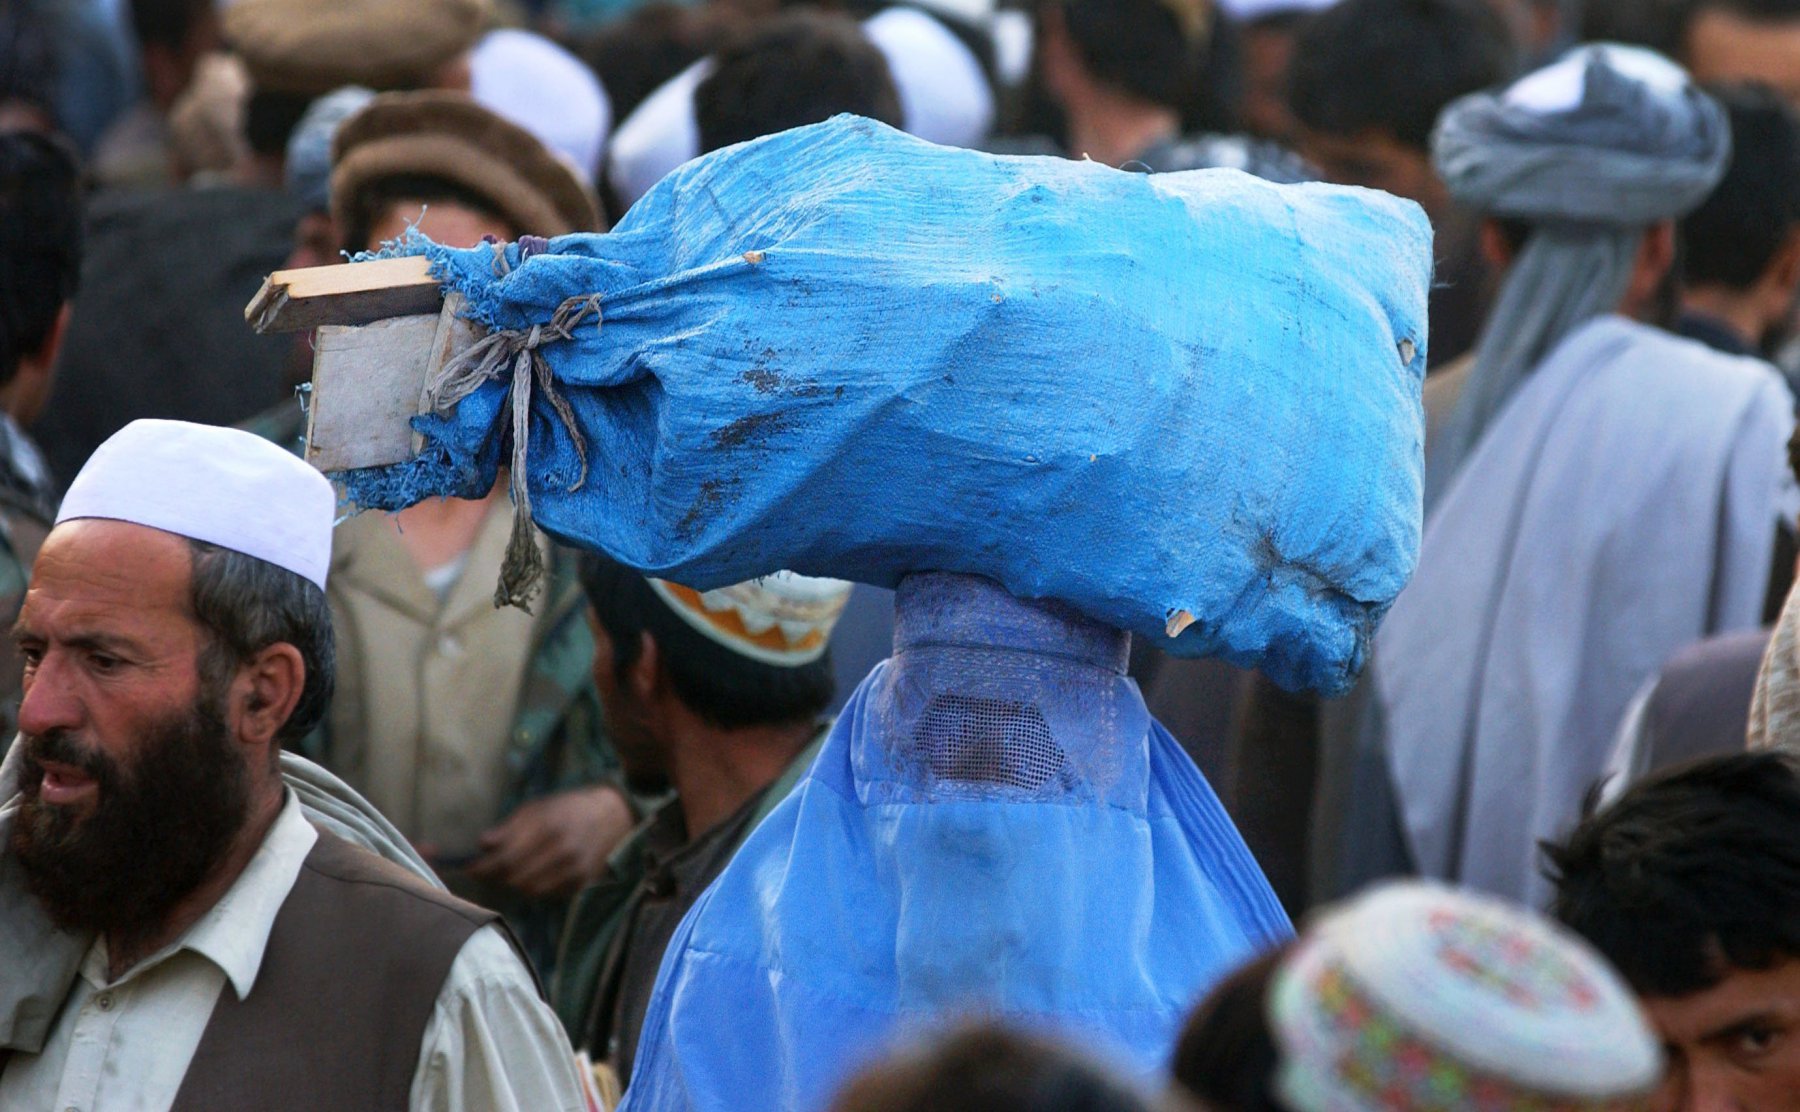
[914,693,1066,791]
[855,574,1150,810]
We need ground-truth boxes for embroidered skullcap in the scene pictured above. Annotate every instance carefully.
[470,28,612,184]
[649,573,852,666]
[1751,584,1800,753]
[1425,45,1730,506]
[285,85,375,212]
[225,0,489,96]
[331,91,601,241]
[1270,881,1661,1112]
[57,420,336,589]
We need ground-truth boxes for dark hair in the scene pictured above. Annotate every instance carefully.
[1544,751,1800,997]
[129,0,213,52]
[830,1022,1153,1112]
[245,88,315,159]
[1681,84,1800,290]
[1288,0,1514,152]
[1581,0,1693,55]
[578,552,834,731]
[572,3,740,125]
[0,130,81,389]
[341,171,512,253]
[187,540,336,749]
[694,10,903,154]
[1684,0,1800,25]
[1171,944,1293,1112]
[0,0,57,120]
[1054,0,1203,110]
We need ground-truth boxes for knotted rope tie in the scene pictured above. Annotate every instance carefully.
[424,293,602,611]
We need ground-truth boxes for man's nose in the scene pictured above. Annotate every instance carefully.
[1679,1060,1742,1112]
[17,652,84,738]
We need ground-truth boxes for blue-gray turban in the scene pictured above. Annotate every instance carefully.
[284,86,375,214]
[1427,45,1730,503]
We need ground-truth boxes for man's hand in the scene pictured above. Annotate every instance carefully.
[465,784,635,898]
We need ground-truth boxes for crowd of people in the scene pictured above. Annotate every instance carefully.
[3,0,1800,1109]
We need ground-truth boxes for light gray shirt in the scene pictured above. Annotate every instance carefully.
[0,793,587,1112]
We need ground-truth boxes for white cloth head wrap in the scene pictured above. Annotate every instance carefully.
[57,419,337,589]
[606,7,995,210]
[471,28,613,186]
[1427,44,1730,505]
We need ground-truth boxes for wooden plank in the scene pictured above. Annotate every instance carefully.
[413,294,482,456]
[246,255,441,334]
[303,294,486,473]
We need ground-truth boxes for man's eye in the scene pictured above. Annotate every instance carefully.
[87,653,121,673]
[1734,1024,1782,1060]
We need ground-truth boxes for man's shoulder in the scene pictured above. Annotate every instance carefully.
[301,828,495,930]
[1585,316,1785,390]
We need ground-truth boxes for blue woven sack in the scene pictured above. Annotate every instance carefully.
[344,115,1432,693]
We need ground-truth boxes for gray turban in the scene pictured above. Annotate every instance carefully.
[1427,44,1730,504]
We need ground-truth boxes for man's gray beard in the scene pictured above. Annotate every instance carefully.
[9,690,252,949]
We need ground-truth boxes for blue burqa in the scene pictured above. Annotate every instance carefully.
[621,574,1291,1108]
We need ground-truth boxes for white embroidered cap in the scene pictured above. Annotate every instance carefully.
[57,419,337,589]
[649,572,853,667]
[1270,881,1662,1112]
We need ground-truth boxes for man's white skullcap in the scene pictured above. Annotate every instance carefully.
[57,420,336,589]
[1270,880,1661,1112]
[471,28,613,185]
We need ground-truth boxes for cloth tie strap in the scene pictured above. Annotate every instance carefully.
[424,290,601,610]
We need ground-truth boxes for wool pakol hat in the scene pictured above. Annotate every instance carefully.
[225,0,488,96]
[649,573,852,667]
[1270,882,1661,1112]
[57,420,337,589]
[331,90,600,240]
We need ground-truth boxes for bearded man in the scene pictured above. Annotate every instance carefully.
[0,419,585,1110]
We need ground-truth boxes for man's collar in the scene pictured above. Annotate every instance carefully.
[90,792,317,999]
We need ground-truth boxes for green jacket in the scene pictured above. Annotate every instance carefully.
[551,733,823,1050]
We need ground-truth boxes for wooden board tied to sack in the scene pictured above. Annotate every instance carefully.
[245,257,483,472]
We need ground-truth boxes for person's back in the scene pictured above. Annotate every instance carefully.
[1331,46,1792,905]
[35,183,303,487]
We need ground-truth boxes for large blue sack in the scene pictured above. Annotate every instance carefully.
[344,115,1432,693]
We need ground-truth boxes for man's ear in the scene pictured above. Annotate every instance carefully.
[11,302,71,426]
[232,642,306,751]
[631,630,661,706]
[1620,219,1677,320]
[1766,228,1800,303]
[1479,218,1516,273]
[23,302,71,376]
